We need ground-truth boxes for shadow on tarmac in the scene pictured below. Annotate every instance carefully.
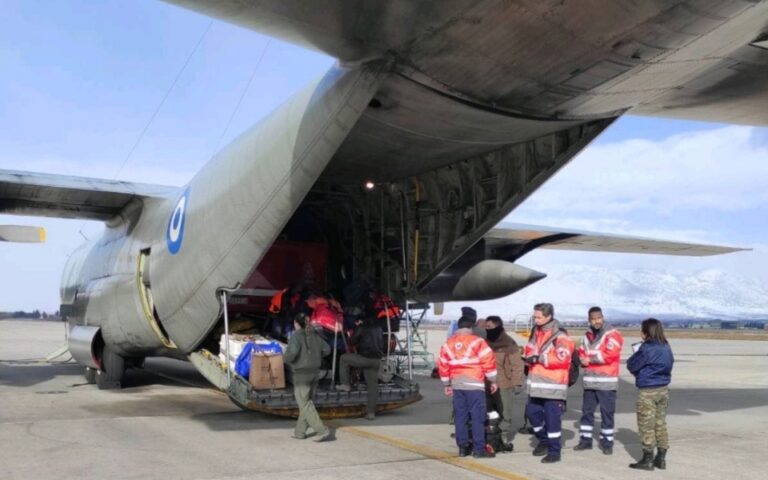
[3,356,767,436]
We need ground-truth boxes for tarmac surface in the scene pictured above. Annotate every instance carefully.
[1,319,767,480]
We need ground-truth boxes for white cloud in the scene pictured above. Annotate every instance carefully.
[521,126,768,214]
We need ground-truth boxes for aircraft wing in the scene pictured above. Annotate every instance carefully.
[0,225,46,243]
[166,0,768,127]
[485,223,747,261]
[0,169,178,221]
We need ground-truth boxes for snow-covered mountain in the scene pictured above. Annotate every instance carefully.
[441,266,768,321]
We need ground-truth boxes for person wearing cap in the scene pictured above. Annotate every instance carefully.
[447,306,478,339]
[445,307,483,425]
[438,316,499,458]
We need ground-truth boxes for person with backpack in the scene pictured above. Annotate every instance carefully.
[522,303,575,464]
[574,306,624,455]
[283,313,333,442]
[628,318,674,471]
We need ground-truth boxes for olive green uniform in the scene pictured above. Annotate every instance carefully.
[283,328,331,438]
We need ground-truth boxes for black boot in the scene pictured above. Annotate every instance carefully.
[459,445,472,457]
[654,448,667,470]
[532,443,548,456]
[573,439,592,451]
[629,450,655,470]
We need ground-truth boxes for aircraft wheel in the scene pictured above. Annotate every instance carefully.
[96,346,125,390]
[84,366,97,384]
[127,356,145,369]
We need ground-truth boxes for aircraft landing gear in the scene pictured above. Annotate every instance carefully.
[96,346,125,390]
[84,366,97,384]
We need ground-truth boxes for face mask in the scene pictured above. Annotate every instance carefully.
[486,325,503,342]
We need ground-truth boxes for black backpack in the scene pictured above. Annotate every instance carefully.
[568,348,580,387]
[557,327,580,387]
[486,416,514,453]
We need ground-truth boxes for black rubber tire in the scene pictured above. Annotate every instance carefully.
[96,346,126,390]
[126,356,145,369]
[84,367,97,384]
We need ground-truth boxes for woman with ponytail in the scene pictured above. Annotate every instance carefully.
[628,318,674,470]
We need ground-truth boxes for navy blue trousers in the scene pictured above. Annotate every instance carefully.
[526,397,565,456]
[579,389,617,447]
[453,389,486,453]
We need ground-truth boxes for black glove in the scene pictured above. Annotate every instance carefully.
[523,355,539,364]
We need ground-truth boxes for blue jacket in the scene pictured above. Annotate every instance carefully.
[627,340,674,388]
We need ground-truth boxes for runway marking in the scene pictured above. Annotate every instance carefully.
[334,424,529,480]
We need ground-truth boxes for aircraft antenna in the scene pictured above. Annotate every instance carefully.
[73,20,213,237]
[111,20,214,180]
[212,39,272,155]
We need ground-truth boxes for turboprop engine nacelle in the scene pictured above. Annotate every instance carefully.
[415,259,546,302]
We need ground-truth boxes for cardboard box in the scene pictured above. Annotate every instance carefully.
[249,353,285,390]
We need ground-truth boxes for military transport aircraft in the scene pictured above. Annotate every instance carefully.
[1,0,764,416]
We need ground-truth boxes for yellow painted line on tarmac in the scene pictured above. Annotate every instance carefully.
[334,424,530,480]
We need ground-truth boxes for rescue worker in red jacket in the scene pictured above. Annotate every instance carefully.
[523,303,575,464]
[574,306,624,455]
[438,316,498,458]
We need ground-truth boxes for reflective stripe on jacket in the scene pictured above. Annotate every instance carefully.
[437,329,497,391]
[579,328,624,391]
[524,323,574,400]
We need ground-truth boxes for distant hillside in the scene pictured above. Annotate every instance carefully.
[439,266,768,321]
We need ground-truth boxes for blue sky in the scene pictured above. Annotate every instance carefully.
[1,0,766,313]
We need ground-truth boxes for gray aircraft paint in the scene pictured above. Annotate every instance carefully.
[0,1,759,370]
[151,63,387,351]
[55,63,388,354]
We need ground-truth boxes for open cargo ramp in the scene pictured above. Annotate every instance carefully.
[189,349,421,418]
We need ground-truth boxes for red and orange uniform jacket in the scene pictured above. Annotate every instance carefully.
[578,328,624,390]
[524,324,575,400]
[437,329,497,391]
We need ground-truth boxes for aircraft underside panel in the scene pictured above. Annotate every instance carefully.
[166,0,768,126]
[328,118,616,299]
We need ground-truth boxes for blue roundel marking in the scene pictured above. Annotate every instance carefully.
[166,188,190,255]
